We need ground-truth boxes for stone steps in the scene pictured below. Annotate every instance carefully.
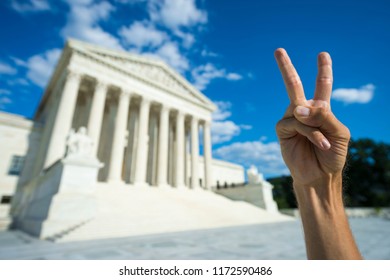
[0,203,12,231]
[0,205,10,218]
[0,218,11,231]
[57,183,292,242]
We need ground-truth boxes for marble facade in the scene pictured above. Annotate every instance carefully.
[28,39,216,190]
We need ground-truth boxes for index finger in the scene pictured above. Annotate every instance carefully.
[274,48,306,105]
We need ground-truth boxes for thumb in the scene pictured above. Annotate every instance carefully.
[293,100,350,138]
[293,102,329,128]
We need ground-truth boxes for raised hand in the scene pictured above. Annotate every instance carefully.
[274,48,350,187]
[274,48,361,259]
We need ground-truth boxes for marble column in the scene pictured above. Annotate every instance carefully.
[107,91,130,182]
[134,98,151,186]
[156,105,170,187]
[87,81,108,156]
[44,70,81,169]
[174,111,185,188]
[191,116,200,188]
[203,121,213,190]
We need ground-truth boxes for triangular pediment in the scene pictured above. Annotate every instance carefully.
[91,51,195,99]
[67,39,215,111]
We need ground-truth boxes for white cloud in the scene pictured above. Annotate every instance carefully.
[0,62,17,75]
[115,0,147,3]
[119,21,167,49]
[214,140,290,178]
[240,124,252,130]
[212,101,232,121]
[226,73,242,81]
[11,0,50,13]
[191,63,242,91]
[7,78,30,86]
[61,0,122,50]
[26,48,61,87]
[149,0,207,30]
[174,30,195,48]
[191,63,225,90]
[211,100,251,144]
[201,49,218,57]
[146,42,189,72]
[332,84,375,104]
[0,96,12,109]
[211,120,241,144]
[0,89,11,95]
[211,101,237,144]
[10,56,27,67]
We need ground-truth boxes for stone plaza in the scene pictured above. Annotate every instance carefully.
[0,218,389,259]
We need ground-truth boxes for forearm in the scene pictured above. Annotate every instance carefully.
[294,173,362,260]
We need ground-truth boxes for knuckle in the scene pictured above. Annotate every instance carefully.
[316,76,333,85]
[294,106,329,128]
[275,119,284,132]
[342,125,351,140]
[286,75,302,86]
[276,117,295,136]
[317,106,329,116]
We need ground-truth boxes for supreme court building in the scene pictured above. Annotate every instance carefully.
[25,39,217,190]
[0,40,246,236]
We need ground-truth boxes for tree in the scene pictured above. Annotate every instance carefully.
[270,138,390,208]
[344,139,390,207]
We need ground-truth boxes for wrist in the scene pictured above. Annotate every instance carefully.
[293,172,362,259]
[293,172,345,216]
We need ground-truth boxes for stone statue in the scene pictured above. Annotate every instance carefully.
[66,127,94,158]
[247,165,264,185]
[246,165,278,213]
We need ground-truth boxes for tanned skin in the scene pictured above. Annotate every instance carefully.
[274,48,362,260]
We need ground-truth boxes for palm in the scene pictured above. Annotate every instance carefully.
[275,49,350,186]
[280,131,348,186]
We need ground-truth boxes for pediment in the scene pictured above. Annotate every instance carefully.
[92,52,194,98]
[67,39,215,110]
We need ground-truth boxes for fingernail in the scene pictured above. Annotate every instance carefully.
[296,106,310,116]
[321,138,331,150]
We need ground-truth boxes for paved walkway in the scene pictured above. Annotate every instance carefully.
[0,218,389,260]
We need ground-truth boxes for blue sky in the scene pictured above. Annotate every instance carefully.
[0,0,389,178]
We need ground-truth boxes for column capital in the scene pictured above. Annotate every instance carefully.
[203,120,211,127]
[160,104,171,113]
[191,116,199,124]
[176,110,186,118]
[119,90,131,100]
[140,97,151,107]
[66,69,82,82]
[95,80,108,91]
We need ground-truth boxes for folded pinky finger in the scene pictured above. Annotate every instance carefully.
[297,122,331,150]
[276,117,331,150]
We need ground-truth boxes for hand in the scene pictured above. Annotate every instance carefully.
[274,48,350,187]
[274,49,362,259]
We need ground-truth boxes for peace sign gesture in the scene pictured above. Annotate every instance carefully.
[274,49,362,260]
[275,48,350,187]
